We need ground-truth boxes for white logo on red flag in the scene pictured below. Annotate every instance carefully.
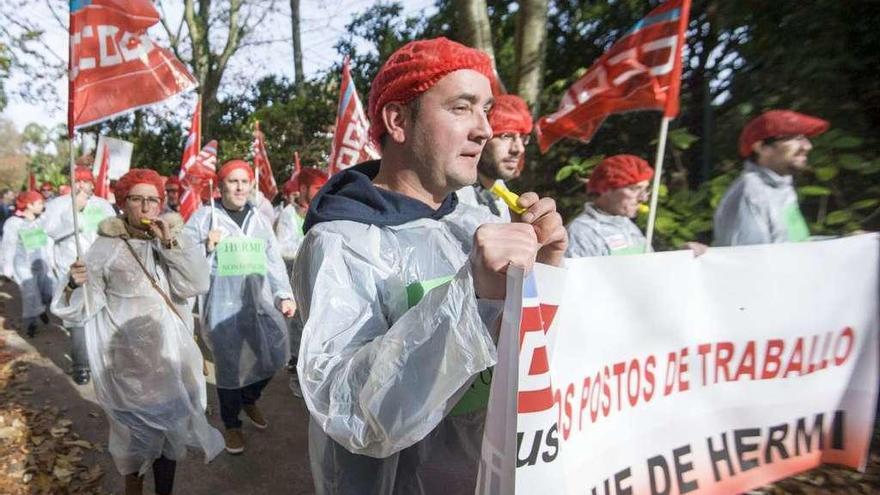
[69,0,197,130]
[329,58,380,175]
[535,0,691,152]
[252,122,278,200]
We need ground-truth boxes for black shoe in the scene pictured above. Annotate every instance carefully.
[73,370,91,386]
[26,322,37,338]
[286,357,297,373]
[39,312,50,325]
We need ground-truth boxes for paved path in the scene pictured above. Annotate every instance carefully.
[0,279,315,494]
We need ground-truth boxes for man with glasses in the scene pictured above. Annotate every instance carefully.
[457,94,533,221]
[714,110,829,246]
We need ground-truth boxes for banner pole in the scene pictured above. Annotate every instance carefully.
[209,179,216,229]
[644,116,670,252]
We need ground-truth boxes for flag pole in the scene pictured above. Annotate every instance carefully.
[209,179,216,229]
[644,116,670,253]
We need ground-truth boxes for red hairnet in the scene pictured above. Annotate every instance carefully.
[738,110,829,158]
[59,185,71,195]
[489,94,533,135]
[15,191,43,212]
[298,167,329,188]
[75,166,94,183]
[114,169,166,206]
[368,37,495,144]
[218,160,255,181]
[587,155,654,195]
[283,175,300,195]
[40,182,54,191]
[165,175,182,190]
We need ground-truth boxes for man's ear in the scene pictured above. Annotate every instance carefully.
[382,102,410,145]
[751,140,766,157]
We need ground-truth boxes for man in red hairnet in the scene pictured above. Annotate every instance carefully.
[566,155,654,256]
[40,182,56,201]
[457,94,533,221]
[1,191,54,337]
[714,110,829,246]
[53,169,222,495]
[42,165,116,385]
[164,175,182,213]
[182,159,295,455]
[293,37,566,494]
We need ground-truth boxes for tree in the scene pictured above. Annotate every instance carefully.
[513,0,549,110]
[158,0,284,136]
[453,0,496,63]
[290,0,304,95]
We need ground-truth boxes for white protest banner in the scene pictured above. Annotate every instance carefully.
[478,234,879,495]
[94,135,134,180]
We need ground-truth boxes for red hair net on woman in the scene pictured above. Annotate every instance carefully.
[15,191,43,212]
[114,169,166,206]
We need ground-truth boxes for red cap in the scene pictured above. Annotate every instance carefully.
[74,166,94,183]
[738,110,829,158]
[114,169,166,206]
[40,182,54,192]
[298,167,329,188]
[489,94,533,135]
[218,160,255,181]
[165,175,182,190]
[368,37,495,145]
[587,155,654,195]
[15,191,43,212]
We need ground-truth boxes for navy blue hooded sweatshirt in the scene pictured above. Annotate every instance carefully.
[303,160,458,233]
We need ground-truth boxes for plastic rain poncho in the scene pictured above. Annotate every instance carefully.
[1,216,56,319]
[41,194,116,280]
[49,214,224,476]
[456,180,512,222]
[182,204,293,389]
[713,161,811,246]
[293,203,505,495]
[274,204,306,263]
[565,203,648,257]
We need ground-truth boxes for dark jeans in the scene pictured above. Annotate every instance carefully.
[129,456,176,495]
[68,324,89,372]
[217,377,271,429]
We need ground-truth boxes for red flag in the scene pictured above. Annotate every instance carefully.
[294,152,302,174]
[180,98,202,175]
[535,0,691,152]
[328,58,380,175]
[68,0,197,132]
[179,141,218,221]
[94,146,111,199]
[28,171,37,192]
[252,122,278,200]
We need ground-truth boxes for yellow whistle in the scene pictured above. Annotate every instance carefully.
[140,219,152,225]
[490,182,527,215]
[638,204,650,214]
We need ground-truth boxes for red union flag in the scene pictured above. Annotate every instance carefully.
[535,0,691,152]
[179,98,202,175]
[329,58,379,174]
[179,140,218,221]
[252,122,278,200]
[69,0,197,131]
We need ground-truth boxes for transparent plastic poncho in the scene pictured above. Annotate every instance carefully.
[293,203,505,494]
[1,216,56,319]
[565,203,649,257]
[40,194,116,280]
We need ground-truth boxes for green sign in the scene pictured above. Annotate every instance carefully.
[293,212,305,235]
[610,244,645,256]
[80,205,109,233]
[18,227,48,251]
[405,274,490,416]
[216,237,267,276]
[783,203,810,242]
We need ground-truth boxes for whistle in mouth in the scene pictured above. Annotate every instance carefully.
[490,182,527,215]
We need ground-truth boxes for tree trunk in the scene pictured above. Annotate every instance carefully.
[514,0,548,113]
[453,0,495,63]
[290,0,304,95]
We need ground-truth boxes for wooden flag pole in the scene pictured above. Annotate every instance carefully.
[209,179,216,229]
[68,132,92,314]
[644,116,670,253]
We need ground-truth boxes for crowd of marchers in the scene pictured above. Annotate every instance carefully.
[0,37,833,495]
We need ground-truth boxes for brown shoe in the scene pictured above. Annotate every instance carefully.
[243,404,268,429]
[223,428,245,454]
